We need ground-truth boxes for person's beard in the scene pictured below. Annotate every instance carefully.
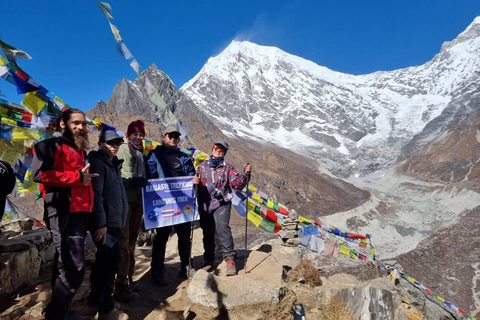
[64,126,89,150]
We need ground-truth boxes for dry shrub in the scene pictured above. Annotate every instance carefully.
[319,292,354,320]
[287,259,323,287]
[259,289,298,320]
[403,303,423,320]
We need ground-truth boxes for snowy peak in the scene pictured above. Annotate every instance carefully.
[181,17,480,177]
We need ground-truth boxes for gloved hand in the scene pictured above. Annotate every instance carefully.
[131,177,148,187]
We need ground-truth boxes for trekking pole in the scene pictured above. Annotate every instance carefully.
[187,178,199,282]
[243,168,251,272]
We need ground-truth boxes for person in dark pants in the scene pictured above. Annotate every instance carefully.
[193,140,251,276]
[114,120,148,302]
[32,108,98,320]
[146,126,195,285]
[0,160,15,215]
[87,130,129,320]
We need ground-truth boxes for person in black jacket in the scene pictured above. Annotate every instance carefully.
[0,160,15,216]
[87,130,129,320]
[146,126,195,285]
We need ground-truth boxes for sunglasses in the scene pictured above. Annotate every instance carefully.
[106,140,123,147]
[213,145,225,152]
[167,133,180,139]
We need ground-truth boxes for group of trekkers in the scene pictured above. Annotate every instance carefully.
[31,108,252,320]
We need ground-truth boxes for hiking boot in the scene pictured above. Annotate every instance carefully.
[202,260,214,272]
[178,264,196,280]
[226,259,236,276]
[113,284,138,303]
[128,278,141,292]
[151,268,168,286]
[94,308,129,320]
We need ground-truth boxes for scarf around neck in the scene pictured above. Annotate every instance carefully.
[209,157,224,168]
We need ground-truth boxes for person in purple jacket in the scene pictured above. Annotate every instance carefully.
[193,140,252,276]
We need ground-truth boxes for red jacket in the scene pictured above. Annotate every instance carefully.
[32,136,93,217]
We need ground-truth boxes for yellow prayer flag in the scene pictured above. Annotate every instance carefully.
[53,96,66,108]
[436,296,445,303]
[0,55,7,66]
[0,106,9,116]
[299,216,312,224]
[23,91,46,114]
[247,210,262,227]
[0,148,19,163]
[12,127,41,141]
[361,238,368,243]
[94,118,103,127]
[193,151,209,168]
[109,22,123,42]
[247,201,256,211]
[340,244,350,256]
[1,118,17,126]
[267,199,274,209]
[252,193,262,203]
[248,184,257,192]
[407,276,416,283]
[371,248,375,257]
[17,171,37,193]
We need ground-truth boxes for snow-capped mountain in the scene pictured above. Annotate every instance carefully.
[181,17,480,177]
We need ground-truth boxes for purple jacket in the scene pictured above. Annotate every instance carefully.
[196,160,248,212]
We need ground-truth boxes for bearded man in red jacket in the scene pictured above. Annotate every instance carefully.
[32,108,99,320]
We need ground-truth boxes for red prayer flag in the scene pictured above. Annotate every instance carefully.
[16,69,29,81]
[265,210,278,223]
[273,223,282,234]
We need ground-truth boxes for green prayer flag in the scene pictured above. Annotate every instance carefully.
[150,92,167,111]
[259,219,275,233]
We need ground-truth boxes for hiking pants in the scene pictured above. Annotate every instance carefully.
[117,202,143,285]
[151,222,191,271]
[199,202,236,262]
[45,212,88,320]
[89,227,121,315]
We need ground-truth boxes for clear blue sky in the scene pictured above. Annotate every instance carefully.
[0,1,479,112]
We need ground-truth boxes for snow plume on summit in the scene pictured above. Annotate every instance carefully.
[181,18,480,177]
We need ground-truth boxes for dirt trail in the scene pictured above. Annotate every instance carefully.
[1,229,320,320]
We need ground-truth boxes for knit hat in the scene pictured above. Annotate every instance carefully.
[127,120,146,137]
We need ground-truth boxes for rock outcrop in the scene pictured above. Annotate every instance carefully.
[0,227,54,296]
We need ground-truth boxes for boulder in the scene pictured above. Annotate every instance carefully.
[315,275,405,320]
[1,218,35,233]
[0,246,41,295]
[188,239,301,309]
[187,269,281,309]
[0,238,32,252]
[14,228,55,267]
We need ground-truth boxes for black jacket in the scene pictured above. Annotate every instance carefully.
[88,149,128,230]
